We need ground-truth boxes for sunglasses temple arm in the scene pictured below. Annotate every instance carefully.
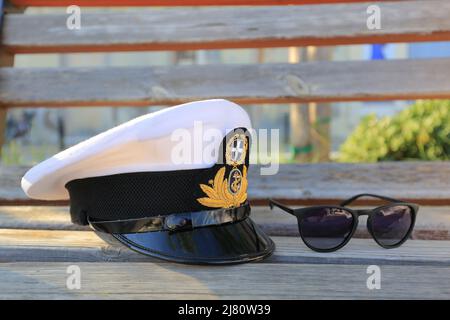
[269,199,296,216]
[340,193,402,206]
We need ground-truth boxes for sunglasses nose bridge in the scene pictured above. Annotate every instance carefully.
[355,209,372,216]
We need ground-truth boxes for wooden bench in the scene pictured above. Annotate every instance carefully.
[1,0,450,299]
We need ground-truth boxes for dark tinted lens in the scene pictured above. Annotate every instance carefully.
[299,208,354,250]
[370,205,413,247]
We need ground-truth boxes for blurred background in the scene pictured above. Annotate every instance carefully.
[3,7,450,166]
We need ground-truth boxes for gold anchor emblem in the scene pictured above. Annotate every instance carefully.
[229,168,242,194]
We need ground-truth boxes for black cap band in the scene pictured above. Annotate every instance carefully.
[65,128,251,227]
[66,165,223,225]
[88,203,250,234]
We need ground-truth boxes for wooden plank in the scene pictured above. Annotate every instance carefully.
[1,230,450,266]
[0,206,88,231]
[247,162,450,205]
[3,1,449,54]
[3,58,450,107]
[6,0,412,8]
[0,206,448,240]
[2,162,450,205]
[0,262,448,299]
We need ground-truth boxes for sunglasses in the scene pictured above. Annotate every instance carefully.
[269,193,418,252]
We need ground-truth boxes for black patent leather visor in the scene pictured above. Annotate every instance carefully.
[110,217,275,265]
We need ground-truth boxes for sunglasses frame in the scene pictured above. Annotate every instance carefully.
[269,193,419,253]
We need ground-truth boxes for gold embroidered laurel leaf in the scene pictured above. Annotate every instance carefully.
[197,166,248,208]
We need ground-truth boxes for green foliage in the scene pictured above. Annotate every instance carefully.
[1,142,58,165]
[1,141,22,165]
[338,100,450,162]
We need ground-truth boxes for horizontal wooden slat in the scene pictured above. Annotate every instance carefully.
[7,0,411,8]
[2,58,450,107]
[1,261,448,299]
[2,162,450,205]
[1,229,450,266]
[3,1,449,53]
[0,206,88,231]
[248,162,450,205]
[1,206,449,240]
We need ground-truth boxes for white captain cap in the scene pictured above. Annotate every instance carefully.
[22,99,251,201]
[21,99,275,265]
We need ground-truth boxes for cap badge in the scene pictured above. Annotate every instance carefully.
[225,133,248,166]
[197,166,248,208]
[228,168,242,194]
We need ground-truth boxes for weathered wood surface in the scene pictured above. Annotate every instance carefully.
[0,206,88,231]
[0,262,448,299]
[3,58,450,107]
[1,230,450,266]
[2,162,450,205]
[3,1,446,53]
[1,205,448,240]
[248,162,450,205]
[6,0,414,8]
